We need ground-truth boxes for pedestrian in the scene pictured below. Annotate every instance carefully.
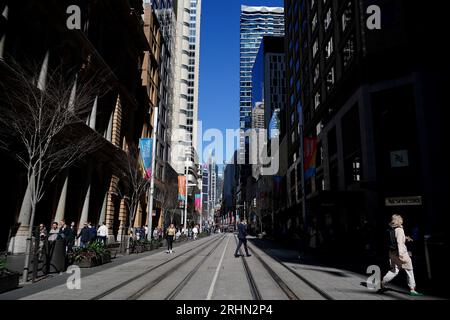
[193,225,199,240]
[77,223,91,248]
[139,226,146,240]
[380,214,423,296]
[153,227,158,240]
[58,220,68,240]
[47,222,60,242]
[144,225,149,238]
[87,222,97,244]
[66,222,76,252]
[166,223,176,253]
[38,223,47,260]
[234,219,251,258]
[97,222,108,246]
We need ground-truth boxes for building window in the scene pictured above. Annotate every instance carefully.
[316,121,323,135]
[352,158,361,182]
[325,37,333,59]
[324,8,332,30]
[314,64,320,84]
[314,92,321,109]
[342,1,353,32]
[312,13,318,32]
[326,67,335,90]
[343,35,355,67]
[313,39,318,58]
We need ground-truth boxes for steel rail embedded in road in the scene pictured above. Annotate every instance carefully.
[165,234,227,300]
[247,244,300,300]
[91,234,224,300]
[234,236,262,300]
[248,240,334,300]
[127,234,227,300]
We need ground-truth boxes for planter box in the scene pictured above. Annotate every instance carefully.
[75,253,111,268]
[74,258,98,268]
[101,253,111,264]
[0,272,20,293]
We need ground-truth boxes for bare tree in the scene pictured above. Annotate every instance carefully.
[0,62,108,282]
[158,179,179,226]
[117,143,150,243]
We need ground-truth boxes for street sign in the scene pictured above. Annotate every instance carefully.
[385,196,422,207]
[390,150,409,168]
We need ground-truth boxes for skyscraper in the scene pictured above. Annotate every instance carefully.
[239,5,284,160]
[169,0,202,184]
[237,6,284,223]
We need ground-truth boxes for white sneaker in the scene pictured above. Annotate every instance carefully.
[170,249,172,253]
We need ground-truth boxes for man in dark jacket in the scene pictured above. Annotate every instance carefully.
[77,223,91,248]
[234,220,251,258]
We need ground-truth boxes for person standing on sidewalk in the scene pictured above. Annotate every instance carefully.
[380,214,423,296]
[97,222,108,246]
[77,223,91,248]
[193,225,199,240]
[234,219,251,258]
[166,224,176,253]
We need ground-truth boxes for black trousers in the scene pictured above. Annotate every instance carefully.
[167,235,174,250]
[235,237,249,255]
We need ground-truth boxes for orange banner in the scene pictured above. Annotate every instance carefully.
[178,176,186,208]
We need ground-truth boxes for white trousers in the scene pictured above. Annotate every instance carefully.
[382,265,416,290]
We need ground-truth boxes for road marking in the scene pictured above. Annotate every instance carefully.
[206,235,231,300]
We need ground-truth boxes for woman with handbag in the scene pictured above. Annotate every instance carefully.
[380,214,423,296]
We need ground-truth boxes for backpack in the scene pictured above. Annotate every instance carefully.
[386,227,398,251]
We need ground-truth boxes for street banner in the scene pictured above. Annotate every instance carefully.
[195,194,201,212]
[178,176,186,208]
[139,138,153,180]
[304,137,318,180]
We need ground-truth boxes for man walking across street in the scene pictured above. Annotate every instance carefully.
[234,219,251,258]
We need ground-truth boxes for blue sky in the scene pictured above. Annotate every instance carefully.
[198,0,284,164]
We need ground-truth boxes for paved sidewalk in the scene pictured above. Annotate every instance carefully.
[0,237,204,299]
[249,237,446,300]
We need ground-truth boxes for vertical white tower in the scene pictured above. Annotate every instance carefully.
[170,0,202,182]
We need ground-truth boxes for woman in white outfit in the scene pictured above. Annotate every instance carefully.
[380,214,422,296]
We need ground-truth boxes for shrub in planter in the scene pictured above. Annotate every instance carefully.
[67,242,111,268]
[0,258,20,293]
[150,239,161,250]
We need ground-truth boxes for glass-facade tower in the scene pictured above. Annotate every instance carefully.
[239,5,284,159]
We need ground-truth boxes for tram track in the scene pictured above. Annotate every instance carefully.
[91,234,225,300]
[164,234,226,300]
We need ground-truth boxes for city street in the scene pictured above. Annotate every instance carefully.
[0,233,440,300]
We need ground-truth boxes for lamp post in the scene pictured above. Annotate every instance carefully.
[183,158,189,234]
[147,107,158,240]
[183,152,197,234]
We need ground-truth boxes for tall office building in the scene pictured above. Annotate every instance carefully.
[284,0,449,284]
[201,163,209,218]
[239,5,284,161]
[170,0,202,185]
